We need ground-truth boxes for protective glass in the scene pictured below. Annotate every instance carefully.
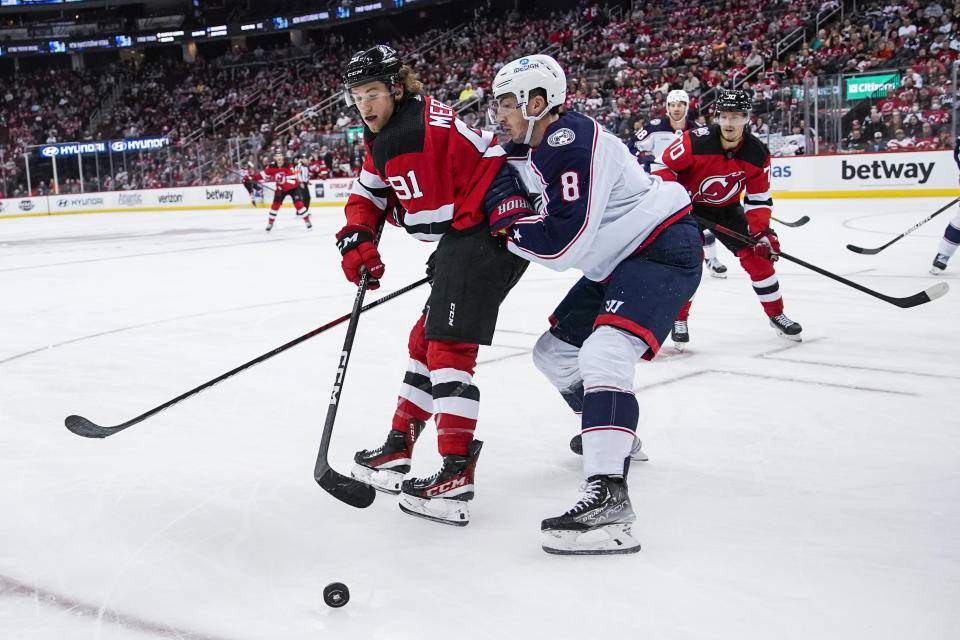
[492,97,523,117]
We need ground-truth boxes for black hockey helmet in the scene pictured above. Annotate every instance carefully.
[343,45,402,94]
[714,89,751,114]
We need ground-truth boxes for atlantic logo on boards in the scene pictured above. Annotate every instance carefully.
[841,159,934,184]
[118,193,143,206]
[156,192,183,204]
[205,188,234,202]
[18,200,35,211]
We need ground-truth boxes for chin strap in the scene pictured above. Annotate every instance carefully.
[520,102,553,145]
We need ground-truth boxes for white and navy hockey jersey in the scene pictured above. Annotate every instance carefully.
[634,117,698,172]
[503,111,692,282]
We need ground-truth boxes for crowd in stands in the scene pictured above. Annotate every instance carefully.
[0,0,956,197]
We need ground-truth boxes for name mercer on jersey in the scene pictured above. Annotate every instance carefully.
[428,99,455,129]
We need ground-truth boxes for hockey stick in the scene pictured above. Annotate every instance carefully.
[313,221,388,509]
[846,197,960,255]
[771,215,810,228]
[65,276,430,439]
[697,216,949,309]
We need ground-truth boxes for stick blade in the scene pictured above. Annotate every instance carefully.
[316,467,377,509]
[65,415,115,438]
[845,243,881,255]
[892,282,950,308]
[779,215,810,228]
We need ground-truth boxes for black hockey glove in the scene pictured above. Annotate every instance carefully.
[483,163,535,235]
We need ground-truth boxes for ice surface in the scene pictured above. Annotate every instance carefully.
[1,198,958,639]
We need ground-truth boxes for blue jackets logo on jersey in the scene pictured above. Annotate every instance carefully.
[547,128,576,147]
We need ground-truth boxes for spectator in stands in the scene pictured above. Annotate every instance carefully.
[752,116,769,135]
[863,111,886,139]
[887,128,915,150]
[869,131,886,151]
[846,128,869,152]
[683,70,701,97]
[904,113,923,137]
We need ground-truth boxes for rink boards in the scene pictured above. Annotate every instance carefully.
[1,150,957,218]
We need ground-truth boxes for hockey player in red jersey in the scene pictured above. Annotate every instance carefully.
[635,89,728,279]
[257,151,312,231]
[335,45,530,526]
[657,89,803,345]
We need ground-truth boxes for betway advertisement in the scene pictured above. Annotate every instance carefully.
[770,150,956,197]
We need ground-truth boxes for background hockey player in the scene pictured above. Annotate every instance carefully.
[240,160,261,206]
[257,151,312,231]
[491,54,700,555]
[656,89,803,347]
[635,89,728,279]
[336,45,529,526]
[929,137,960,274]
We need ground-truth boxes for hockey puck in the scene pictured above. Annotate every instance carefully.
[323,582,350,608]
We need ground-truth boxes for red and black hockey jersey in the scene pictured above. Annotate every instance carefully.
[258,165,302,193]
[345,95,506,242]
[657,125,773,232]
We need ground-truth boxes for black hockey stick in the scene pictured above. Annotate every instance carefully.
[846,197,960,255]
[697,216,949,309]
[313,221,388,509]
[771,215,810,228]
[65,276,429,439]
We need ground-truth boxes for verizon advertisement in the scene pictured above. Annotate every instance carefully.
[770,150,956,195]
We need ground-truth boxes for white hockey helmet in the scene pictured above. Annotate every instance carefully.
[492,54,566,144]
[666,89,690,105]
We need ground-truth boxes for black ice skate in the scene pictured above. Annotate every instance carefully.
[671,320,689,351]
[351,419,425,494]
[705,256,728,278]
[541,475,640,555]
[398,440,482,526]
[265,221,274,232]
[931,253,949,275]
[769,313,802,342]
[569,433,648,462]
[303,215,313,230]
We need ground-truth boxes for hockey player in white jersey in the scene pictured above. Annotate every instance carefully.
[490,55,702,554]
[635,89,728,280]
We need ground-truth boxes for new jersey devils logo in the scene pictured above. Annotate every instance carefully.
[696,172,746,204]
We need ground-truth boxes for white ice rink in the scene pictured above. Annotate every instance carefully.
[1,197,958,640]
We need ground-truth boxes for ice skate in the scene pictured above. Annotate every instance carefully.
[569,433,648,462]
[541,475,641,555]
[705,256,728,278]
[351,419,425,494]
[671,320,689,351]
[930,253,949,275]
[265,221,274,232]
[398,440,482,526]
[303,214,313,230]
[769,313,802,341]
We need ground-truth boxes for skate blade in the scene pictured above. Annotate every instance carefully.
[673,341,686,352]
[541,524,640,555]
[398,493,470,526]
[773,330,802,342]
[708,271,727,279]
[930,267,945,275]
[351,464,404,495]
